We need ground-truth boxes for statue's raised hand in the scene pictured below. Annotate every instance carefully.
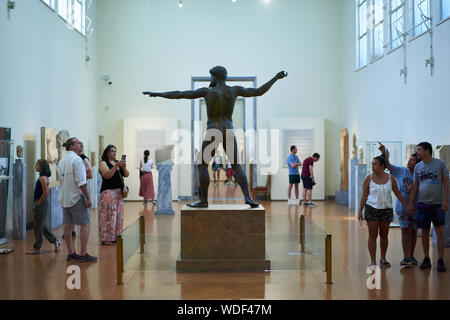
[143,91,156,97]
[276,71,288,80]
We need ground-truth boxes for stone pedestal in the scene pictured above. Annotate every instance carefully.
[335,190,348,205]
[45,187,63,230]
[355,164,368,218]
[88,167,98,209]
[97,170,103,206]
[155,160,175,215]
[348,159,359,210]
[432,193,450,248]
[12,160,26,240]
[176,204,270,272]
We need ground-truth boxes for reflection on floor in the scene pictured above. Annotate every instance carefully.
[0,185,449,299]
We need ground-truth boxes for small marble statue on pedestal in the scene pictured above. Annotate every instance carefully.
[348,158,359,211]
[155,145,175,215]
[336,128,349,205]
[354,164,368,218]
[358,146,364,165]
[41,127,59,187]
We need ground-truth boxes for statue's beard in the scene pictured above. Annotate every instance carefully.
[209,79,217,88]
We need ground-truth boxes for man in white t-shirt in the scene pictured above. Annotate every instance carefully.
[57,137,97,263]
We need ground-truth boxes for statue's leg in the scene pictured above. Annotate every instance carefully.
[187,137,215,208]
[224,130,259,208]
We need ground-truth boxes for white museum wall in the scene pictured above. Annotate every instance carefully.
[96,0,343,198]
[340,0,450,155]
[0,0,99,223]
[123,117,179,201]
[269,117,325,200]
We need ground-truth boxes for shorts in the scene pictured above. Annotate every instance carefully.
[397,212,418,230]
[416,202,446,229]
[212,164,222,171]
[364,205,393,223]
[301,176,313,190]
[63,196,90,225]
[289,175,300,184]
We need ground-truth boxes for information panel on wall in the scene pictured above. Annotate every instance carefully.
[135,129,167,168]
[282,129,314,167]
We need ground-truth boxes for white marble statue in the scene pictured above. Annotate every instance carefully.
[351,134,357,160]
[155,145,174,164]
[358,146,364,164]
[56,130,70,164]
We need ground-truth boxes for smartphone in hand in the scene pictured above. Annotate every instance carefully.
[121,155,126,161]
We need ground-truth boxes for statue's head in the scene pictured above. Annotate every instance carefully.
[209,66,227,87]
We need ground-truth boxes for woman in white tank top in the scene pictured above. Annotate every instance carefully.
[139,150,155,206]
[358,155,408,268]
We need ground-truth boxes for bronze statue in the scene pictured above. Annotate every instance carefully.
[143,66,287,208]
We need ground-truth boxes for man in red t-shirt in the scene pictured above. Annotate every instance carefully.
[301,153,320,207]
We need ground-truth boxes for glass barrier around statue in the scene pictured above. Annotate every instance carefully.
[0,139,15,254]
[116,213,332,285]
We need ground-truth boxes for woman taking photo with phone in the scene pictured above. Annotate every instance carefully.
[98,145,129,246]
[358,155,409,268]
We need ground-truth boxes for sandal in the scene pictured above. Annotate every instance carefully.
[26,248,41,255]
[380,259,391,268]
[101,241,115,246]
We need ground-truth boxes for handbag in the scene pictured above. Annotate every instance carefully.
[119,169,129,198]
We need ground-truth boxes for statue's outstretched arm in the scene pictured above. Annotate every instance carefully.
[235,71,287,97]
[143,87,208,100]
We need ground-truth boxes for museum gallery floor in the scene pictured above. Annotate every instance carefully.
[0,185,449,300]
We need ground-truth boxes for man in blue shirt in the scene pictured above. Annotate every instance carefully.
[379,142,419,266]
[287,145,302,202]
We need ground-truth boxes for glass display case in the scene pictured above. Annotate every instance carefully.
[0,137,14,254]
[365,141,403,173]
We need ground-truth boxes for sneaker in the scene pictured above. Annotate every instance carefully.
[303,202,308,206]
[437,259,446,272]
[79,254,98,263]
[26,248,41,255]
[308,202,317,207]
[54,239,61,252]
[408,257,418,265]
[380,259,391,268]
[67,252,81,261]
[400,258,409,266]
[419,257,432,269]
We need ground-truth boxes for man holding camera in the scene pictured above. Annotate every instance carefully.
[301,153,320,207]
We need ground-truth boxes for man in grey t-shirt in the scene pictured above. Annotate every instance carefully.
[408,142,449,272]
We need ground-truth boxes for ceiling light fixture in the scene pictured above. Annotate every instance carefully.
[178,0,183,8]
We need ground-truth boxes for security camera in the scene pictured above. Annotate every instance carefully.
[103,75,112,85]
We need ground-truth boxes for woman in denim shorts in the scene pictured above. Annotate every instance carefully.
[358,156,409,268]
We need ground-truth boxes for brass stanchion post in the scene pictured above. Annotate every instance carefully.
[116,235,123,285]
[299,215,305,253]
[325,234,333,284]
[139,216,145,254]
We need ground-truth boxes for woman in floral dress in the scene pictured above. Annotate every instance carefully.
[98,145,129,245]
